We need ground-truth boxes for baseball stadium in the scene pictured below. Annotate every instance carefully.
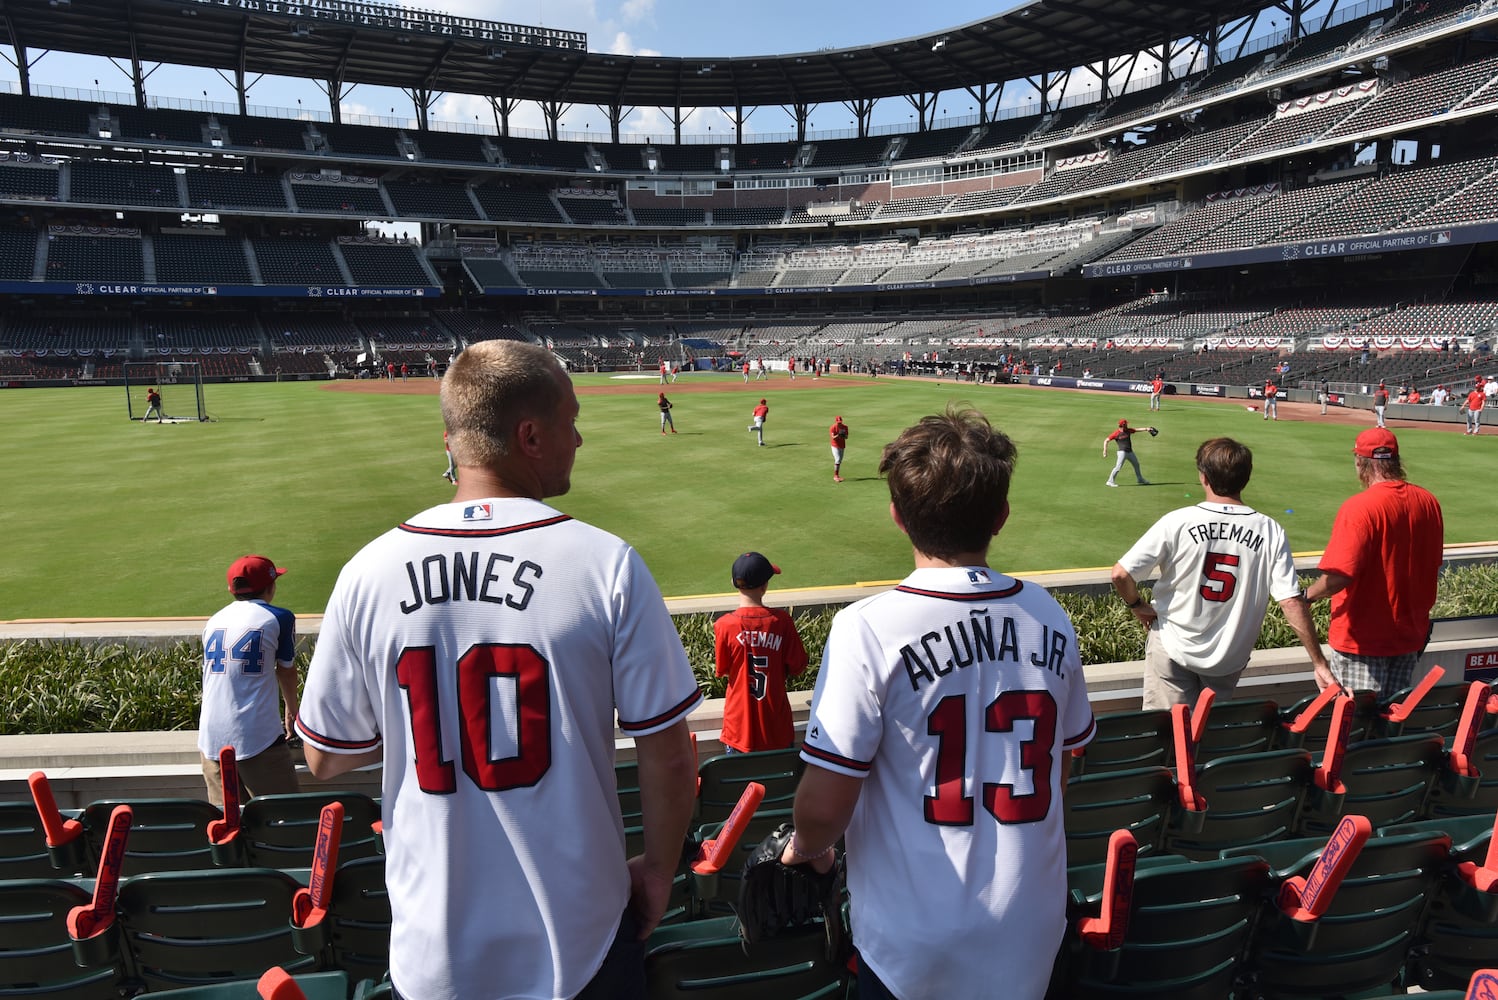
[3,0,1498,995]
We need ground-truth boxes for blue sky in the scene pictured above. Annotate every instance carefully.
[6,0,1021,138]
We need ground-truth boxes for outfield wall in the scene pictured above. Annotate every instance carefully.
[4,547,1496,807]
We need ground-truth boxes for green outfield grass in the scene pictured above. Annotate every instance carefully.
[1,374,1489,619]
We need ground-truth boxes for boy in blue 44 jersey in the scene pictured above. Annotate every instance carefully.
[198,554,301,807]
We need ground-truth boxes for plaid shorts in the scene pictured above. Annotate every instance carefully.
[1327,648,1420,697]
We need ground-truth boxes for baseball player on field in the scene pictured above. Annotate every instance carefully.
[1465,379,1486,434]
[782,406,1095,1000]
[829,415,849,482]
[1110,438,1328,709]
[296,340,701,1000]
[1263,378,1279,420]
[1103,418,1155,487]
[143,387,164,423]
[1149,375,1163,411]
[199,555,300,808]
[748,398,769,446]
[658,392,677,434]
[714,552,809,753]
[1373,382,1389,428]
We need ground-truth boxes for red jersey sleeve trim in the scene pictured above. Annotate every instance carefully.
[295,719,381,752]
[619,689,703,734]
[1063,716,1097,750]
[398,514,573,537]
[801,742,872,773]
[893,581,1024,602]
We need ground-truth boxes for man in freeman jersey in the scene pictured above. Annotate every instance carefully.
[1110,438,1328,710]
[782,407,1096,1000]
[296,340,702,1000]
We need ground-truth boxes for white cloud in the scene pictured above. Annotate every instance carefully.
[620,0,656,23]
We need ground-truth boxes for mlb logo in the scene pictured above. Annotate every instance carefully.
[463,503,493,521]
[967,569,991,584]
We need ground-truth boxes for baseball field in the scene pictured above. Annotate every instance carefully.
[1,371,1489,620]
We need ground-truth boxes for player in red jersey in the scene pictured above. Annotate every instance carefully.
[714,552,808,753]
[829,415,849,482]
[1464,380,1485,434]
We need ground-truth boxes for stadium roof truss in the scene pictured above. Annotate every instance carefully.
[0,0,1323,141]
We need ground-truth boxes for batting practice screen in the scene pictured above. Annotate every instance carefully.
[123,361,209,422]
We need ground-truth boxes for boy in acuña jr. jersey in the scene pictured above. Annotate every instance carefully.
[1111,438,1327,710]
[296,340,700,1000]
[198,554,300,808]
[783,406,1095,1000]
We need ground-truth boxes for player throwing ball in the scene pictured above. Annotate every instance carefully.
[781,406,1095,1000]
[296,340,701,1000]
[829,415,849,482]
[1103,418,1155,487]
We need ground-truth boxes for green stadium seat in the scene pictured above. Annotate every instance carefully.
[1064,853,1271,1000]
[1068,709,1172,777]
[81,798,220,876]
[0,801,57,879]
[1276,688,1378,754]
[1064,765,1177,867]
[115,867,318,992]
[237,792,382,869]
[1191,696,1281,763]
[645,915,846,1000]
[1226,827,1451,998]
[1299,734,1445,836]
[1165,748,1314,860]
[145,970,348,1000]
[695,749,803,827]
[0,878,127,1000]
[322,855,391,983]
[1385,815,1498,992]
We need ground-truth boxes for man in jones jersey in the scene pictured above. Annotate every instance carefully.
[296,341,701,1000]
[1111,438,1327,709]
[783,407,1096,1000]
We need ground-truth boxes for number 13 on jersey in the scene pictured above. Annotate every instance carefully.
[924,690,1057,826]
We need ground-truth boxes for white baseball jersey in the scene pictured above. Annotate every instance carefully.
[296,497,702,1000]
[198,599,296,760]
[1117,502,1301,676]
[801,566,1095,1000]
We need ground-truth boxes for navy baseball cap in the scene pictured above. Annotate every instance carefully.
[731,552,781,590]
[227,554,286,596]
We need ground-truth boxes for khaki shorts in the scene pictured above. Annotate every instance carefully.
[1141,628,1243,711]
[201,737,300,808]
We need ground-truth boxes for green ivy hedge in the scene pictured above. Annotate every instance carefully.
[4,564,1494,736]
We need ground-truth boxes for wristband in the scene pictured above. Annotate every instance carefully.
[788,834,833,864]
[1126,596,1144,609]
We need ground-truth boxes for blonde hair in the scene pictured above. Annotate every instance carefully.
[440,341,565,468]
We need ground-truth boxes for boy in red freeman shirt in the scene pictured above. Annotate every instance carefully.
[714,552,809,753]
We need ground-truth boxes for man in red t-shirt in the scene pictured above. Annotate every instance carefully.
[1464,380,1485,435]
[1149,376,1163,411]
[1305,428,1444,695]
[713,552,809,752]
[1263,379,1279,421]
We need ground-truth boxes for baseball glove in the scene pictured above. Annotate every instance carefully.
[1148,427,1159,437]
[735,823,841,947]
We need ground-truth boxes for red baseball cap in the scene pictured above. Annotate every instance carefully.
[1353,428,1399,460]
[227,554,286,596]
[1118,418,1129,427]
